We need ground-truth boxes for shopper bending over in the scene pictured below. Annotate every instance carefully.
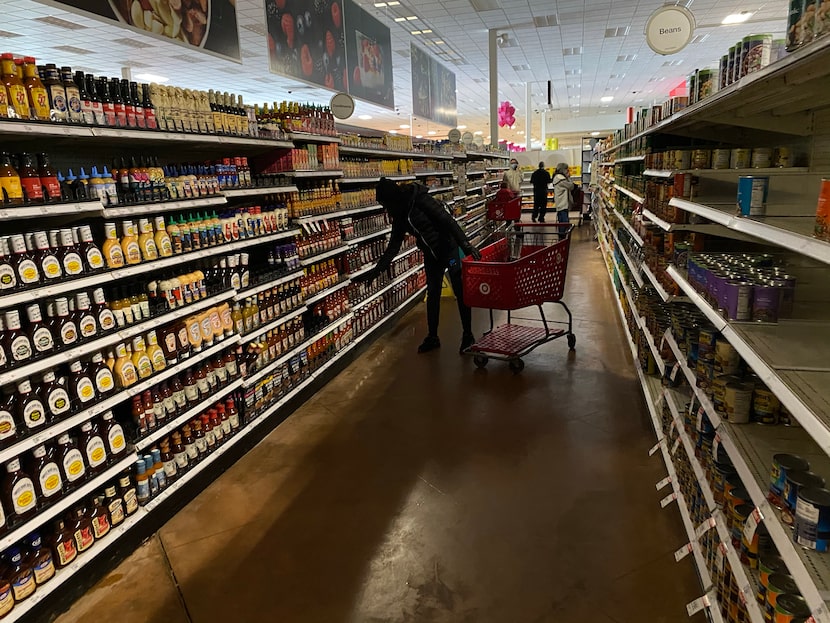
[529,161,552,223]
[552,162,574,227]
[354,177,481,354]
[502,157,523,194]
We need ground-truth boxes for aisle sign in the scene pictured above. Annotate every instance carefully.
[645,6,696,55]
[330,93,356,120]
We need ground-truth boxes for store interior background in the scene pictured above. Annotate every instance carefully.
[3,0,787,156]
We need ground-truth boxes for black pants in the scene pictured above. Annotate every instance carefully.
[532,195,548,222]
[424,252,472,337]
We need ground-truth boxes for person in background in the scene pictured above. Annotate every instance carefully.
[552,162,574,228]
[354,177,481,354]
[502,157,523,194]
[529,162,552,222]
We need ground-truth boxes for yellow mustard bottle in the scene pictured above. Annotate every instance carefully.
[154,216,173,258]
[137,218,158,261]
[113,342,138,388]
[120,221,142,265]
[130,336,153,380]
[102,222,125,269]
[144,330,166,373]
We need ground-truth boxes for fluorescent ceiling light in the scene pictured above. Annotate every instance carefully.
[358,114,372,120]
[517,131,525,135]
[427,130,437,135]
[407,16,417,20]
[421,29,432,34]
[434,40,444,44]
[415,134,423,138]
[722,11,752,24]
[399,124,410,129]
[411,30,422,35]
[600,96,614,102]
[389,130,398,134]
[135,73,169,83]
[394,17,406,21]
[457,125,467,129]
[591,131,600,136]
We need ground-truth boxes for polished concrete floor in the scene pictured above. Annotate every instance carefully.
[56,228,699,623]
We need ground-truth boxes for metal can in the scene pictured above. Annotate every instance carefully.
[723,280,753,321]
[814,178,830,241]
[770,275,796,318]
[673,172,692,197]
[787,0,807,50]
[752,387,781,424]
[691,149,711,169]
[731,502,752,547]
[774,594,812,622]
[739,35,753,80]
[785,470,826,514]
[674,149,692,170]
[741,515,769,569]
[731,148,752,169]
[770,453,810,507]
[772,38,788,61]
[751,147,773,168]
[714,339,741,375]
[766,575,800,621]
[758,555,789,603]
[724,381,754,423]
[743,34,773,75]
[795,486,830,552]
[697,327,717,361]
[725,486,750,530]
[712,149,731,169]
[737,175,769,216]
[752,280,781,322]
[774,146,791,167]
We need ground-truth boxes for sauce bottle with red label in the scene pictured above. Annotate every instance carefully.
[28,444,63,504]
[90,495,111,539]
[3,458,37,524]
[17,153,44,204]
[37,153,62,203]
[67,505,95,553]
[48,518,76,569]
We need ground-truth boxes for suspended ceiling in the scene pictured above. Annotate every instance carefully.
[2,0,788,148]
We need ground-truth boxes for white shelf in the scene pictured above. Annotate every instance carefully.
[100,195,227,218]
[615,155,646,163]
[0,201,102,220]
[286,170,343,179]
[466,150,510,159]
[644,169,676,178]
[223,185,298,198]
[640,263,687,304]
[608,226,644,288]
[642,209,673,231]
[351,265,424,310]
[467,185,485,194]
[0,289,235,387]
[303,279,351,306]
[465,170,487,177]
[345,227,391,246]
[467,198,486,211]
[415,170,453,177]
[428,186,455,194]
[287,132,341,144]
[234,269,303,301]
[611,208,644,246]
[293,204,383,224]
[338,144,453,160]
[240,305,308,345]
[340,175,414,184]
[298,245,349,266]
[613,183,645,205]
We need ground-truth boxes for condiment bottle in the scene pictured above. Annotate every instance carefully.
[3,546,36,602]
[24,303,54,356]
[68,360,96,409]
[39,370,70,421]
[1,53,30,119]
[90,495,111,539]
[159,325,179,366]
[9,233,39,285]
[131,336,153,380]
[3,458,37,523]
[120,221,142,265]
[142,390,155,431]
[78,225,105,273]
[118,473,138,516]
[154,215,173,258]
[0,239,17,292]
[28,444,63,503]
[33,230,62,281]
[183,369,199,406]
[103,486,124,527]
[210,409,224,446]
[101,222,125,269]
[61,67,81,124]
[131,395,146,436]
[137,218,158,261]
[51,297,78,348]
[23,532,55,586]
[109,78,127,128]
[4,309,33,365]
[48,518,77,569]
[142,83,157,129]
[113,342,138,388]
[169,375,186,412]
[67,505,95,553]
[171,432,188,473]
[182,425,198,464]
[56,433,86,490]
[176,319,192,360]
[159,442,176,483]
[22,57,49,121]
[37,153,62,203]
[134,460,150,505]
[58,228,84,277]
[74,292,97,340]
[202,414,216,451]
[78,421,107,475]
[88,353,115,398]
[145,331,166,373]
[225,397,240,432]
[223,348,238,379]
[92,288,116,332]
[0,386,16,447]
[16,378,47,433]
[17,153,44,204]
[151,449,166,490]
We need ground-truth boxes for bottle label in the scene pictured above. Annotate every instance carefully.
[0,264,16,290]
[30,86,50,119]
[73,526,94,552]
[11,335,32,361]
[47,387,70,416]
[10,570,35,601]
[99,309,116,332]
[102,102,116,127]
[184,383,199,403]
[60,321,78,346]
[55,540,76,566]
[20,177,43,201]
[106,245,125,269]
[86,247,105,270]
[39,462,63,497]
[93,513,110,539]
[108,499,125,526]
[63,449,86,482]
[226,359,238,378]
[159,237,172,256]
[107,423,125,454]
[79,314,97,339]
[174,450,188,469]
[124,241,141,264]
[196,376,209,395]
[142,238,158,260]
[63,251,84,275]
[23,397,46,429]
[32,326,54,353]
[229,413,240,429]
[41,254,62,279]
[123,488,138,514]
[17,258,39,284]
[96,368,115,394]
[151,350,166,371]
[163,459,177,479]
[221,418,232,436]
[173,389,186,409]
[67,91,82,122]
[41,177,62,202]
[76,377,95,403]
[119,362,138,387]
[11,477,36,515]
[230,274,241,290]
[32,556,56,585]
[86,437,107,467]
[195,436,207,454]
[0,410,15,440]
[136,355,153,379]
[136,478,150,502]
[215,365,228,383]
[162,394,175,414]
[0,585,12,617]
[185,442,198,460]
[8,84,28,118]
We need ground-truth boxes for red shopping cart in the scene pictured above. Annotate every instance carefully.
[486,194,522,221]
[461,222,575,372]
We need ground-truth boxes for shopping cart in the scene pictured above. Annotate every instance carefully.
[486,194,522,221]
[461,222,575,372]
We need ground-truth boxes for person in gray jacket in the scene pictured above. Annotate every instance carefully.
[552,162,574,226]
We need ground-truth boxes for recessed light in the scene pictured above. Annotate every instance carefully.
[434,40,444,44]
[415,134,423,138]
[389,130,398,134]
[428,130,437,135]
[411,30,422,35]
[722,11,752,24]
[358,114,372,120]
[135,73,169,83]
[457,125,467,129]
[601,96,613,102]
[406,16,417,20]
[591,131,600,136]
[394,17,406,21]
[399,124,410,129]
[474,131,483,135]
[421,29,432,34]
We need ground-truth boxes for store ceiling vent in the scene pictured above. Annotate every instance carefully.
[52,45,94,55]
[604,27,630,38]
[0,30,21,38]
[564,69,581,76]
[512,64,530,71]
[171,53,205,63]
[114,37,155,49]
[35,16,88,30]
[469,0,501,12]
[563,47,582,56]
[120,60,150,67]
[617,54,637,61]
[662,59,683,66]
[533,14,559,27]
[241,23,267,36]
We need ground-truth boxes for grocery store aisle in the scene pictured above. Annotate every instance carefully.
[56,227,698,623]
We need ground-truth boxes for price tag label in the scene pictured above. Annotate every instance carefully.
[660,492,678,508]
[715,542,726,573]
[742,507,764,544]
[695,517,716,539]
[656,476,672,491]
[649,440,664,456]
[696,406,706,432]
[712,434,721,460]
[670,362,681,382]
[669,419,677,433]
[674,542,693,562]
[671,436,682,456]
[686,595,711,617]
[738,585,751,604]
[660,330,669,352]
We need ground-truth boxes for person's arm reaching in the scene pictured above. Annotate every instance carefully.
[352,220,406,283]
[419,195,481,260]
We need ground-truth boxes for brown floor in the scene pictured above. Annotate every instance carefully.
[56,228,699,623]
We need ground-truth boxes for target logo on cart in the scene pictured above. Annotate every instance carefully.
[479,283,491,295]
[556,252,564,264]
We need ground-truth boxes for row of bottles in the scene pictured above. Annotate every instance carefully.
[301,260,342,299]
[134,395,242,504]
[266,243,301,276]
[233,279,303,336]
[285,180,342,218]
[151,86,252,137]
[341,157,413,178]
[261,145,340,174]
[340,188,378,211]
[0,410,128,528]
[348,252,424,305]
[308,290,350,330]
[354,272,426,338]
[244,318,306,374]
[255,101,336,137]
[340,213,390,241]
[0,469,141,616]
[128,347,240,440]
[296,228,343,260]
[340,238,387,276]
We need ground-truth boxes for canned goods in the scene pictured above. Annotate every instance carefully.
[770,453,810,508]
[698,328,718,361]
[814,178,830,241]
[737,175,769,216]
[758,555,789,602]
[742,34,773,75]
[719,55,729,90]
[766,575,800,621]
[787,0,807,50]
[692,149,711,169]
[673,172,692,197]
[733,39,745,83]
[696,360,715,393]
[771,274,796,318]
[732,502,753,547]
[731,148,752,169]
[753,387,781,424]
[713,374,742,416]
[774,147,792,167]
[795,486,830,552]
[723,280,753,321]
[785,470,825,515]
[752,281,781,322]
[674,149,692,170]
[697,69,715,100]
[714,339,741,375]
[774,594,811,622]
[725,381,754,423]
[741,518,769,569]
[752,147,774,168]
[712,149,731,169]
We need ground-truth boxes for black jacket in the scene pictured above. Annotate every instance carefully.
[375,183,473,271]
[530,168,552,199]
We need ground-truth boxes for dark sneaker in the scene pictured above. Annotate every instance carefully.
[459,332,475,354]
[418,336,441,353]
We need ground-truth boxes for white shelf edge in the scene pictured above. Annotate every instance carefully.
[665,266,727,331]
[298,245,349,266]
[239,305,308,345]
[100,195,227,217]
[223,186,298,198]
[234,269,304,301]
[428,186,455,194]
[641,208,672,231]
[303,279,351,306]
[611,208,645,246]
[351,265,424,310]
[608,226,644,288]
[293,204,383,224]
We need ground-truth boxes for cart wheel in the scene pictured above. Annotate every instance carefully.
[567,334,576,350]
[509,358,525,373]
[473,355,489,368]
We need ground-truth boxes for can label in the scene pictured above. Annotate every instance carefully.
[737,176,769,216]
